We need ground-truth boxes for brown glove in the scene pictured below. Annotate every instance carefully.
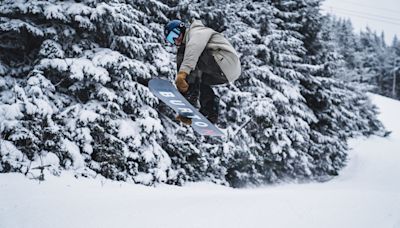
[176,115,192,125]
[175,71,189,93]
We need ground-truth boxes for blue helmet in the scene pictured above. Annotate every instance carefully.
[164,19,185,44]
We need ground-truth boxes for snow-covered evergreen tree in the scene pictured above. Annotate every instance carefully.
[321,15,400,101]
[298,1,386,176]
[0,0,386,187]
[388,36,400,99]
[0,0,177,184]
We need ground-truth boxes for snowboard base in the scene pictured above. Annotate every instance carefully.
[149,78,224,137]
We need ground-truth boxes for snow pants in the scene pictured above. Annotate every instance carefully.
[177,46,228,121]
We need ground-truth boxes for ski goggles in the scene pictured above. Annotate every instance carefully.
[166,28,181,44]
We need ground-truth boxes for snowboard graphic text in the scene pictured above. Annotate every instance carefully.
[149,79,224,137]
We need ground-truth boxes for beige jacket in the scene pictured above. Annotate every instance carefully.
[179,20,241,82]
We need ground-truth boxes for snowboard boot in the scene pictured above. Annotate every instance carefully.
[176,115,192,125]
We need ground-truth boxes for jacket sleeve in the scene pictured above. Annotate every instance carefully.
[179,27,214,74]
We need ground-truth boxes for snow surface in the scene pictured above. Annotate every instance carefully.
[0,94,399,228]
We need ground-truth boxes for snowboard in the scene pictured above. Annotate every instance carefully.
[148,78,224,137]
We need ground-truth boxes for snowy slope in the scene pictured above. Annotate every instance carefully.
[0,94,399,228]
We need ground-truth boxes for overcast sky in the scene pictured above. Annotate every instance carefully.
[322,0,400,44]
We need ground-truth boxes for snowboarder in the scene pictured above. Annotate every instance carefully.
[164,19,241,125]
